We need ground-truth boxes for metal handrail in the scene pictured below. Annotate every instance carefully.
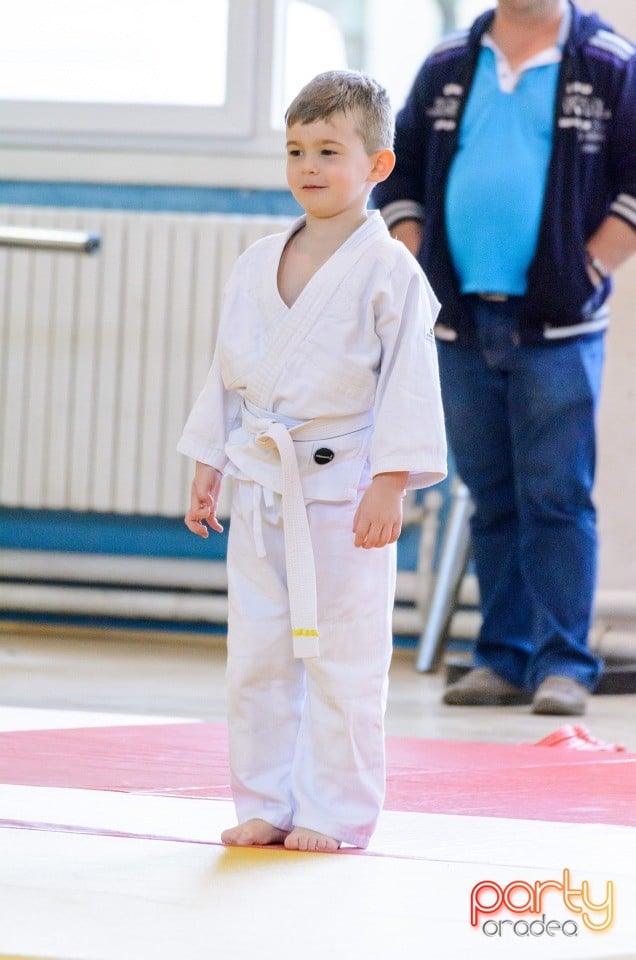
[0,224,100,254]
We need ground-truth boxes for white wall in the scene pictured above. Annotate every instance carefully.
[598,262,636,595]
[576,1,635,594]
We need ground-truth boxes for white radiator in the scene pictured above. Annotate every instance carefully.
[0,205,292,517]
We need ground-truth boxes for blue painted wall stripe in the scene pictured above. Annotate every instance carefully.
[0,181,302,216]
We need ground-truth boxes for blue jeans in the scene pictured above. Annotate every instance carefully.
[437,297,604,691]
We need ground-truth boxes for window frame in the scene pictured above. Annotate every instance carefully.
[0,0,258,147]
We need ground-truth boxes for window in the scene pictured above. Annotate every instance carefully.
[0,0,255,143]
[273,2,348,126]
[278,0,490,119]
[1,1,228,106]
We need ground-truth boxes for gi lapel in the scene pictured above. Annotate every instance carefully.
[246,212,386,409]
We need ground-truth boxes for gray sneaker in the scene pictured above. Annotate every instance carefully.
[442,667,531,706]
[532,676,589,716]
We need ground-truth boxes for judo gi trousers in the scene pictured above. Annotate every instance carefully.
[225,478,396,848]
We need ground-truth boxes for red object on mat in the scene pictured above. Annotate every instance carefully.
[533,724,626,752]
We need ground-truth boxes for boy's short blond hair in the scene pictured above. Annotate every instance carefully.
[285,70,394,154]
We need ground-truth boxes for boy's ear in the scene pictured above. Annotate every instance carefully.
[368,148,396,183]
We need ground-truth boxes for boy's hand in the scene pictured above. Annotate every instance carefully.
[352,472,408,549]
[184,463,224,538]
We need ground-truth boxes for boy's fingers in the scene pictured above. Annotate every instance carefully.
[184,515,209,538]
[354,523,369,547]
[362,527,378,549]
[184,503,224,537]
[359,522,380,549]
[367,523,390,549]
[185,505,210,535]
[199,503,223,532]
[359,522,398,549]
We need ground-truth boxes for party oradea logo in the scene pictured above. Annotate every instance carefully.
[471,869,614,938]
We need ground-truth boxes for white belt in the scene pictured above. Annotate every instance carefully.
[244,402,373,659]
[255,421,319,658]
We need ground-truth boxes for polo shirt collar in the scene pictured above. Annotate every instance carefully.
[482,3,571,92]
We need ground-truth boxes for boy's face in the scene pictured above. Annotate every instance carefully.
[285,112,379,221]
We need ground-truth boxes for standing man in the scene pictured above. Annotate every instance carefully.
[374,0,636,715]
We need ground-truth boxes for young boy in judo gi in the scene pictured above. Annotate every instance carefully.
[178,70,447,852]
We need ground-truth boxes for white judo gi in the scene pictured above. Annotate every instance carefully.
[178,210,447,847]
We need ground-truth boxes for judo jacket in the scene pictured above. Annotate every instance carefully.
[178,212,447,500]
[373,1,636,344]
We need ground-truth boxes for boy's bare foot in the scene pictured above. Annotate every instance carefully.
[221,818,289,847]
[284,826,341,853]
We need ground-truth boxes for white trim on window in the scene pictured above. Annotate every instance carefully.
[0,145,289,190]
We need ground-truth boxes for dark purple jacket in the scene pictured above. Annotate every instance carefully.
[374,2,636,343]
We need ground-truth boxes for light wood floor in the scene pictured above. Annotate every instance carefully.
[1,621,635,749]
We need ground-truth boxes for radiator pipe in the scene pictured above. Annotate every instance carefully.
[0,225,100,254]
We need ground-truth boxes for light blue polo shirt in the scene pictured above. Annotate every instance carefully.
[445,32,564,295]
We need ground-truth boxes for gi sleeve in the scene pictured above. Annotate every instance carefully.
[369,258,447,490]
